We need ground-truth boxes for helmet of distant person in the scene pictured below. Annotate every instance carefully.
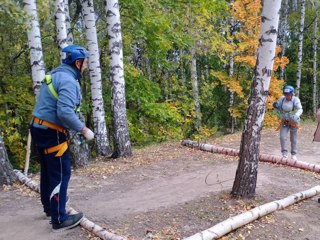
[283,85,294,95]
[62,45,89,65]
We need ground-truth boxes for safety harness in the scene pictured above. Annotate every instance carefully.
[32,75,71,157]
[276,97,299,131]
[276,119,299,131]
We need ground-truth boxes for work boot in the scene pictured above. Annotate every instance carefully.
[45,196,70,219]
[52,212,84,232]
[292,155,297,161]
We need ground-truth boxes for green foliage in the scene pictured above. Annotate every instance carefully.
[0,75,34,169]
[124,64,185,145]
[2,0,319,168]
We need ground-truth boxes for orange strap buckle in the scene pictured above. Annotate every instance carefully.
[44,141,70,157]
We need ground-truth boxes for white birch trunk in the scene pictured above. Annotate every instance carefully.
[184,186,320,240]
[291,0,298,11]
[190,47,201,130]
[182,140,320,173]
[105,0,132,158]
[13,170,127,240]
[278,0,289,80]
[295,0,306,97]
[23,0,46,98]
[204,50,210,82]
[82,0,112,156]
[145,57,153,81]
[232,0,282,197]
[55,0,68,60]
[229,1,236,133]
[64,0,73,44]
[53,0,90,166]
[180,49,186,86]
[313,0,318,117]
[23,0,46,174]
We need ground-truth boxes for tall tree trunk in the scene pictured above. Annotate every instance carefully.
[180,49,186,87]
[291,0,298,11]
[145,57,153,81]
[295,0,306,97]
[64,0,73,44]
[54,0,90,167]
[105,0,132,158]
[231,0,282,198]
[0,133,17,185]
[313,0,318,117]
[23,0,46,175]
[190,47,201,130]
[278,0,289,80]
[204,49,210,83]
[228,64,235,133]
[23,0,46,98]
[229,0,236,133]
[55,0,68,60]
[163,69,169,100]
[82,0,112,156]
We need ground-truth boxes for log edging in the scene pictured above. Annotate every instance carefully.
[183,185,320,240]
[181,140,320,173]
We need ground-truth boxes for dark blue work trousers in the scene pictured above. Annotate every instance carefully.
[30,125,70,224]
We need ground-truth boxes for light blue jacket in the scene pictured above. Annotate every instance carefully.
[276,95,303,121]
[32,64,84,132]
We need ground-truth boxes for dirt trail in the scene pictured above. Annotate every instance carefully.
[1,121,319,240]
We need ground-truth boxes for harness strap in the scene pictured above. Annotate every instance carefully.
[44,141,70,157]
[276,119,299,131]
[42,75,81,112]
[32,117,67,134]
[43,75,58,99]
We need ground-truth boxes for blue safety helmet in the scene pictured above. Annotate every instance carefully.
[62,45,89,65]
[283,85,294,95]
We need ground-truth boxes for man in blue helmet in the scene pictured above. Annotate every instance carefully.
[30,45,94,232]
[273,85,303,161]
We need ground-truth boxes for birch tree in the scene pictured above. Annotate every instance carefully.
[0,133,16,185]
[64,0,73,44]
[23,0,46,174]
[229,0,236,133]
[295,0,306,97]
[190,46,201,130]
[312,0,318,116]
[23,0,46,98]
[105,0,132,158]
[55,0,68,60]
[81,0,112,156]
[231,0,282,198]
[291,0,298,11]
[277,0,289,80]
[53,0,91,167]
[189,3,201,131]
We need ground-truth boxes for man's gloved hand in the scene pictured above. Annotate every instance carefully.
[81,127,95,141]
[292,114,300,125]
[273,102,279,110]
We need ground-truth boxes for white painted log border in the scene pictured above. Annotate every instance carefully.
[13,170,127,240]
[182,140,320,173]
[183,185,320,240]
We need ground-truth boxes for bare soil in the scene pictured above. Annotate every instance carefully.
[1,121,320,240]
